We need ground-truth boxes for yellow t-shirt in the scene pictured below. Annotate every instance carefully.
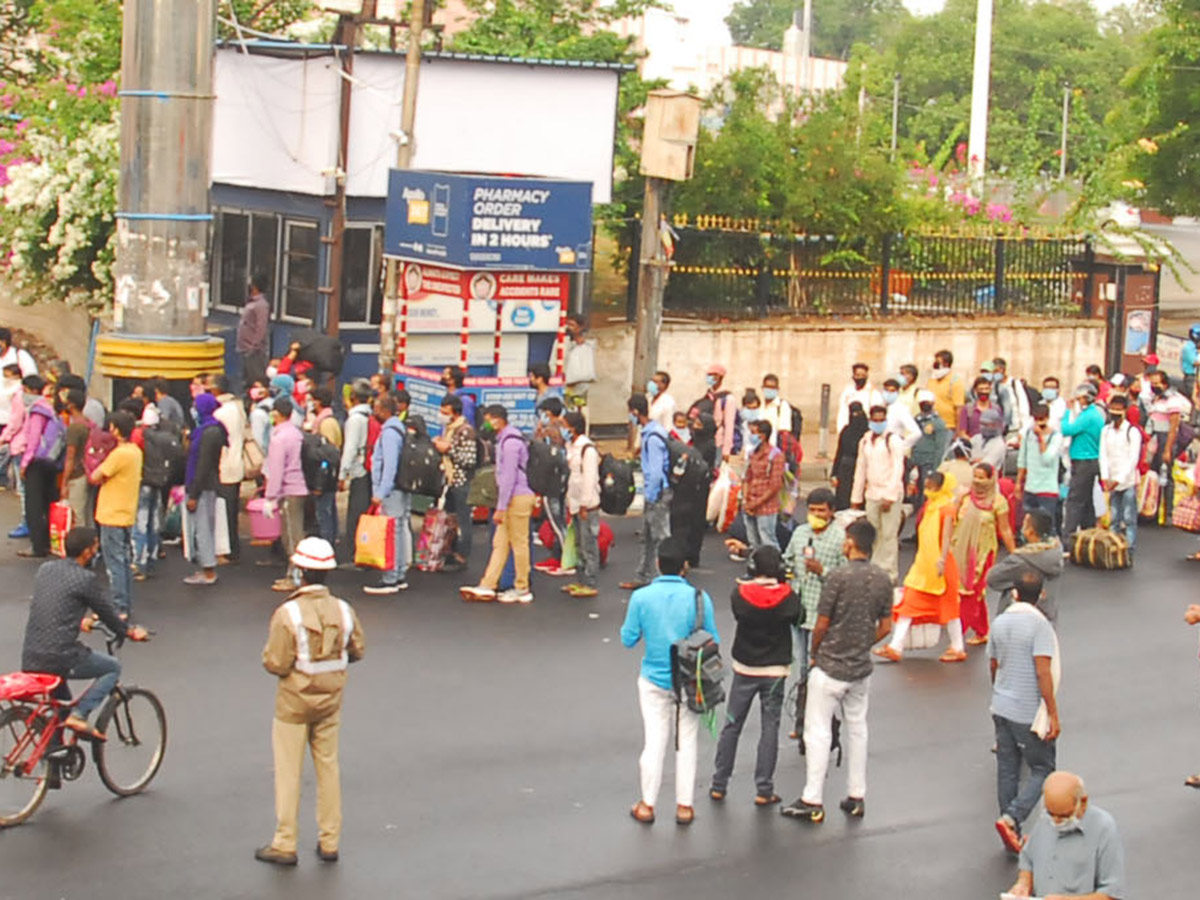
[95,442,143,528]
[927,373,965,429]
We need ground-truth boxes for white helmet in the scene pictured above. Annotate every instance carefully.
[290,537,337,571]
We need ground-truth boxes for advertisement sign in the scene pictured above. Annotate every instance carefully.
[385,170,593,271]
[400,262,568,334]
[395,364,559,437]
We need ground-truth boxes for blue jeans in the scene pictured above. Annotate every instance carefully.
[100,524,133,615]
[636,491,673,584]
[745,513,779,551]
[67,650,121,720]
[380,490,412,584]
[314,491,338,546]
[1022,493,1060,538]
[994,714,1056,829]
[1109,486,1137,552]
[133,485,162,573]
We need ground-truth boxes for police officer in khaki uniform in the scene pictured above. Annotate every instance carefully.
[256,537,365,866]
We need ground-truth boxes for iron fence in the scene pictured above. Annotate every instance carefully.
[628,224,1093,319]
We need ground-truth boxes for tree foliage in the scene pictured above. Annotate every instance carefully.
[725,0,908,59]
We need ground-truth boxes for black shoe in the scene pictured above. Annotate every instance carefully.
[780,798,825,823]
[255,845,298,866]
[839,796,865,818]
[364,581,408,595]
[316,844,339,863]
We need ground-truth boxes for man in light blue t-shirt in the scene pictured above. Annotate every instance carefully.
[990,568,1060,854]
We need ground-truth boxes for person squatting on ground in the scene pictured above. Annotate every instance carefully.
[621,536,718,827]
[256,537,365,867]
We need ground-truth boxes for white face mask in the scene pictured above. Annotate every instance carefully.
[932,366,947,378]
[1048,805,1082,834]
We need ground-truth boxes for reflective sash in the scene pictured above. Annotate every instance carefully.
[283,598,354,675]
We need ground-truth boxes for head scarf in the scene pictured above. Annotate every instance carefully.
[270,373,295,398]
[839,402,869,457]
[185,392,227,488]
[691,412,717,469]
[952,464,1003,582]
[925,471,957,508]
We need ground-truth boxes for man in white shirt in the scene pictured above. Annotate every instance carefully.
[760,373,794,449]
[564,411,601,598]
[213,375,247,564]
[851,405,905,582]
[836,363,883,434]
[0,328,38,378]
[993,357,1032,437]
[1041,376,1067,433]
[1099,393,1143,555]
[646,370,677,431]
[881,376,920,450]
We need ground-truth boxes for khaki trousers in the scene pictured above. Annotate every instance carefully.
[271,712,342,854]
[480,493,535,591]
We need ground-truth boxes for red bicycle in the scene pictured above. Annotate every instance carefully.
[0,635,166,827]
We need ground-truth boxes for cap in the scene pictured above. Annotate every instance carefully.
[291,537,337,571]
[1109,373,1127,387]
[706,364,726,377]
[916,389,936,404]
[141,404,161,427]
[980,360,997,372]
[1075,382,1098,400]
[1144,353,1160,365]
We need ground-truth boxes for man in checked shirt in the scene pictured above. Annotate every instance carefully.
[783,487,848,675]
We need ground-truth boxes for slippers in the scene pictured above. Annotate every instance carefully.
[1186,554,1200,563]
[709,789,725,802]
[63,716,105,742]
[1185,775,1200,789]
[755,794,782,807]
[629,801,655,824]
[675,805,694,825]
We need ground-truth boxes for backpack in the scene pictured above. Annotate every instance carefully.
[82,423,117,477]
[142,424,185,489]
[789,403,803,439]
[599,453,636,515]
[294,329,346,375]
[671,587,726,714]
[397,428,445,498]
[649,433,710,493]
[301,432,340,494]
[32,408,67,467]
[525,438,569,498]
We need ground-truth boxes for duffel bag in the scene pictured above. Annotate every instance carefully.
[1070,527,1131,570]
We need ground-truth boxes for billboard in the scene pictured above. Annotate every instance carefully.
[400,262,568,334]
[385,171,593,271]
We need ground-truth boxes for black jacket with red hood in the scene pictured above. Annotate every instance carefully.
[729,579,801,669]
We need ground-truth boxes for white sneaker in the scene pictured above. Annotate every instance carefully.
[498,589,534,604]
[460,585,496,602]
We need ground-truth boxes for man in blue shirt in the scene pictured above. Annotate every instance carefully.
[366,394,411,595]
[1060,382,1105,538]
[620,536,718,826]
[621,393,671,590]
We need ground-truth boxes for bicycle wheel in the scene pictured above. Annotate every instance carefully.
[0,706,50,827]
[92,687,167,797]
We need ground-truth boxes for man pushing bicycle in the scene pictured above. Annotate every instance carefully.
[20,526,149,742]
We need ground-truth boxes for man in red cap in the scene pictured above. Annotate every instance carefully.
[690,364,739,461]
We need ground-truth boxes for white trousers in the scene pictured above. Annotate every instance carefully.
[637,676,699,809]
[802,666,871,805]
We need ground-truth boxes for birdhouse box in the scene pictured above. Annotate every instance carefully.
[640,89,702,182]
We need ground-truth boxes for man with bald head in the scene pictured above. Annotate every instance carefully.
[1008,771,1125,899]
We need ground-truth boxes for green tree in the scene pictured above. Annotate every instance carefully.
[725,0,908,60]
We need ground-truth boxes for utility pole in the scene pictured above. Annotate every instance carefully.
[966,0,994,189]
[379,0,426,376]
[800,0,812,93]
[890,73,900,160]
[631,181,666,396]
[325,8,362,337]
[1059,85,1070,180]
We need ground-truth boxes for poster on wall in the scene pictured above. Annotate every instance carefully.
[400,262,568,334]
[385,170,593,271]
[1124,309,1152,355]
[395,364,557,437]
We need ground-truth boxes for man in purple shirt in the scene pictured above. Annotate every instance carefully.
[264,396,308,592]
[237,283,270,388]
[366,394,412,595]
[461,404,535,604]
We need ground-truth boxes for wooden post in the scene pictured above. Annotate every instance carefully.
[631,177,666,394]
[325,13,359,337]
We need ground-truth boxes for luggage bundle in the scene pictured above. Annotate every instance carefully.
[1070,527,1131,570]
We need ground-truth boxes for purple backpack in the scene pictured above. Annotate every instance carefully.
[32,405,67,467]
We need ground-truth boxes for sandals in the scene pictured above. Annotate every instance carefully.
[629,801,655,824]
[1185,775,1200,789]
[966,635,989,646]
[709,788,726,802]
[755,794,782,807]
[939,649,968,663]
[675,805,694,825]
[63,716,105,742]
[1186,553,1200,563]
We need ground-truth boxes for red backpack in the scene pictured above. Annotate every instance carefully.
[82,422,117,477]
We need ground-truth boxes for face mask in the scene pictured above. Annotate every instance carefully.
[538,411,550,425]
[869,420,887,435]
[676,427,691,444]
[932,366,947,378]
[762,387,779,401]
[981,426,1001,439]
[977,393,991,403]
[807,514,829,532]
[919,403,934,415]
[1152,385,1166,396]
[853,376,867,388]
[743,408,760,422]
[705,374,718,389]
[900,374,912,387]
[883,390,898,405]
[1048,808,1081,834]
[559,426,572,441]
[249,387,268,401]
[480,421,495,435]
[437,412,451,425]
[629,412,640,426]
[748,433,762,448]
[1109,413,1124,425]
[646,380,659,398]
[1042,388,1058,401]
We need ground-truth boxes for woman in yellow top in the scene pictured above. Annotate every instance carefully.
[875,471,966,663]
[953,462,1016,645]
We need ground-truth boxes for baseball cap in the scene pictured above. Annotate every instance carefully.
[980,360,997,373]
[291,537,337,571]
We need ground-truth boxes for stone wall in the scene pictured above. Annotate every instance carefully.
[589,317,1107,428]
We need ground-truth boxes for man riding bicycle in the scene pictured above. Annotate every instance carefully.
[20,526,148,741]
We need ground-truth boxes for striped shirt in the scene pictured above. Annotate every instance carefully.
[989,605,1056,723]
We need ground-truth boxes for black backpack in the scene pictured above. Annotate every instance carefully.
[294,329,346,376]
[671,587,725,713]
[301,432,340,494]
[525,439,569,498]
[397,428,445,498]
[599,453,635,515]
[650,433,710,493]
[142,423,185,488]
[790,403,803,439]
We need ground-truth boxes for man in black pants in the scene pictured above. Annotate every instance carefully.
[670,468,709,570]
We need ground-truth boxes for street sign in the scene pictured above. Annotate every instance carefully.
[385,170,593,271]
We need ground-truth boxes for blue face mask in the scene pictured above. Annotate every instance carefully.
[538,411,550,426]
[762,387,779,401]
[748,433,762,448]
[1042,388,1059,401]
[869,420,887,435]
[560,426,573,441]
[743,408,760,422]
[629,412,640,426]
[646,380,659,398]
[676,427,691,444]
[883,390,898,405]
[705,374,718,389]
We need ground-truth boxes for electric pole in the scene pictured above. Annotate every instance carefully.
[800,0,812,93]
[966,0,994,188]
[891,74,900,160]
[1060,85,1070,180]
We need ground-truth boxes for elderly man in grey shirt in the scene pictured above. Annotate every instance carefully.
[1008,770,1125,899]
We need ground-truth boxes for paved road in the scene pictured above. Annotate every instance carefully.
[0,493,1197,899]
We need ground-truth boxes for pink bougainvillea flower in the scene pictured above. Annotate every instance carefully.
[96,80,117,98]
[0,94,14,109]
[14,119,28,134]
[0,139,15,156]
[955,142,967,164]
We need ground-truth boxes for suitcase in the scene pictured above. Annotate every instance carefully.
[1070,527,1131,570]
[415,508,458,572]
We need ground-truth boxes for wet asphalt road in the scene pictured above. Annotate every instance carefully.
[0,492,1198,900]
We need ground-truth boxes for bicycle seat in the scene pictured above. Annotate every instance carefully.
[0,672,63,701]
